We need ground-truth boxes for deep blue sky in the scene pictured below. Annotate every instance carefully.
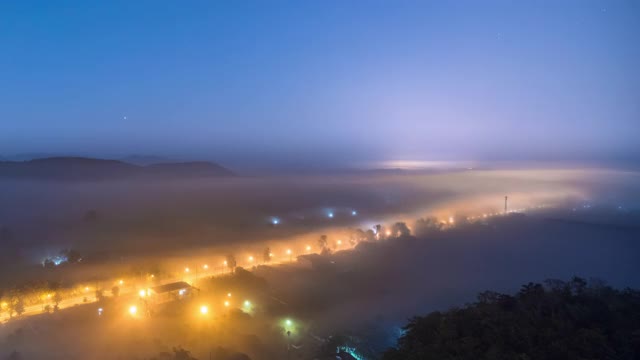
[1,1,638,168]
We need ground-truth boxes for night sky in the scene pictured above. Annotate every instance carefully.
[1,1,638,168]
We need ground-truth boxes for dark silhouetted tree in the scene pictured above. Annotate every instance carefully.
[391,222,411,237]
[52,292,62,307]
[13,298,25,317]
[318,235,328,249]
[414,217,443,237]
[226,254,237,273]
[383,277,640,360]
[43,258,55,269]
[263,247,271,263]
[95,289,104,301]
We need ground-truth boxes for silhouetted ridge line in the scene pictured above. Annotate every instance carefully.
[0,157,235,180]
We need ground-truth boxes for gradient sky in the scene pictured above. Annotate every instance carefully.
[1,1,638,168]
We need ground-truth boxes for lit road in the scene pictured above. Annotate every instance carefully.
[1,205,549,323]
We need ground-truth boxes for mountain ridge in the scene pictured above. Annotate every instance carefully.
[0,156,234,180]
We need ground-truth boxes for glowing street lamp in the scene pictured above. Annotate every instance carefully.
[139,289,147,298]
[248,256,254,263]
[119,280,124,285]
[203,264,208,270]
[200,305,208,315]
[224,300,230,307]
[129,305,137,316]
[97,308,103,316]
[185,267,190,273]
[337,240,342,246]
[328,212,334,218]
[243,300,251,308]
[306,245,311,252]
[352,210,357,216]
[227,292,232,297]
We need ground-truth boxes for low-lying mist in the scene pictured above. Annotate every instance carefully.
[0,166,639,359]
[0,167,638,284]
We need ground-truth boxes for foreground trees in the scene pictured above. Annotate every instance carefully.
[384,277,640,360]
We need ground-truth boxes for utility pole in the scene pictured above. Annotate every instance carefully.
[504,196,508,214]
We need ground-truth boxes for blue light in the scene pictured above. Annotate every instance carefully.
[351,210,357,216]
[272,218,280,225]
[328,212,334,218]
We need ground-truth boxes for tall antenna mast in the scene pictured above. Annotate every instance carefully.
[504,196,508,214]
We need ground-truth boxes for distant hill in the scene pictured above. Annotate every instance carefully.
[120,155,174,166]
[0,157,234,180]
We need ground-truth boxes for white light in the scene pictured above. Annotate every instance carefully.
[272,218,280,225]
[129,305,137,315]
[185,267,190,273]
[200,305,208,314]
[328,212,334,218]
[179,289,186,296]
[203,264,208,269]
[352,210,357,216]
[244,300,251,307]
[337,240,342,245]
